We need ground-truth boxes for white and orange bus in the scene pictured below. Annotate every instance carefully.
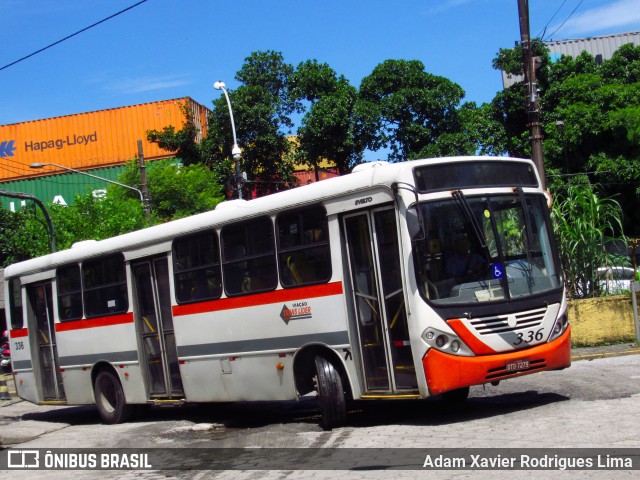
[3,157,570,429]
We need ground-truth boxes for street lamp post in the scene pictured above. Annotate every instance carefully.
[29,162,149,215]
[213,81,244,200]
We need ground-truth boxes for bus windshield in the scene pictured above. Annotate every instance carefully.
[413,192,562,305]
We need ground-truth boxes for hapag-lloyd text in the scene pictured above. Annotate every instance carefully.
[24,132,98,152]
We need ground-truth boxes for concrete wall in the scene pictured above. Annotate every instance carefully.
[568,295,639,345]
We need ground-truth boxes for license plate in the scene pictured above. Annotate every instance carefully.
[506,359,529,372]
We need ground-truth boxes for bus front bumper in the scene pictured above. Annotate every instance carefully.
[422,326,571,396]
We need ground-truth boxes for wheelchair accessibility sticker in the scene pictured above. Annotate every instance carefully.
[492,263,505,279]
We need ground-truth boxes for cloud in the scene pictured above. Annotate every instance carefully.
[554,0,640,36]
[104,74,193,94]
[425,0,475,15]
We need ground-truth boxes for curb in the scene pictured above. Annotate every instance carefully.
[571,346,640,361]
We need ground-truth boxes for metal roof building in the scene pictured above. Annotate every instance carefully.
[501,31,640,88]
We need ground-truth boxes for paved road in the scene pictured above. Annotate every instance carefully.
[1,344,639,479]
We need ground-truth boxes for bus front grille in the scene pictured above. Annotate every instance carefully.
[469,307,547,336]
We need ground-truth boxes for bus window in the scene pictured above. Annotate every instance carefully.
[82,254,128,317]
[173,230,222,303]
[57,264,83,321]
[277,205,331,287]
[221,217,277,296]
[9,278,24,329]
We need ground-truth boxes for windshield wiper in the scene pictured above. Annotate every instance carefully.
[451,190,490,261]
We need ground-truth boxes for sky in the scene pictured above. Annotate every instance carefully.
[1,0,640,130]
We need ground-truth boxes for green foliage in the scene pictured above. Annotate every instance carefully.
[146,102,204,165]
[291,60,362,174]
[492,39,550,79]
[4,194,149,262]
[147,161,224,220]
[66,193,148,241]
[202,51,298,198]
[357,59,467,161]
[1,159,225,266]
[492,41,640,235]
[0,207,30,265]
[458,102,506,156]
[145,51,493,194]
[551,180,628,298]
[115,159,225,221]
[236,50,298,126]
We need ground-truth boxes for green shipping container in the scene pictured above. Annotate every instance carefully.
[0,165,128,211]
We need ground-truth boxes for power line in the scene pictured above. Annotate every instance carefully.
[0,0,149,73]
[545,0,585,41]
[537,0,569,39]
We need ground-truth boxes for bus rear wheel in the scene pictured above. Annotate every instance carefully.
[314,356,347,430]
[94,370,134,424]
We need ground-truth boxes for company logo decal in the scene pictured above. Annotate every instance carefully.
[24,131,98,152]
[7,450,39,468]
[0,140,16,157]
[355,196,373,206]
[280,302,312,324]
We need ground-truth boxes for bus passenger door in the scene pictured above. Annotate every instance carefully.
[132,257,184,399]
[343,208,418,393]
[26,282,66,401]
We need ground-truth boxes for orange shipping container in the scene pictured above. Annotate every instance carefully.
[0,97,210,182]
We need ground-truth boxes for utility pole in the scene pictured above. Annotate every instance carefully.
[518,0,546,189]
[137,140,152,216]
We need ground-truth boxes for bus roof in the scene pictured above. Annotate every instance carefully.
[3,156,535,279]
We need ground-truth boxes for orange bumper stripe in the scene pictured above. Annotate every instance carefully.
[447,318,496,355]
[423,326,571,395]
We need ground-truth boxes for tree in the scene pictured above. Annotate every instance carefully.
[490,41,640,235]
[146,102,204,166]
[357,59,468,161]
[1,159,225,264]
[3,192,149,262]
[202,51,298,198]
[291,60,362,175]
[551,178,628,298]
[0,207,30,266]
[114,159,225,221]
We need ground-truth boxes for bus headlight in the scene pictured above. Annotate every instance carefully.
[548,313,569,341]
[423,327,474,356]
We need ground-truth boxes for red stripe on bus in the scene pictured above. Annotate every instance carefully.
[55,313,134,332]
[9,328,28,338]
[447,318,497,355]
[173,282,344,317]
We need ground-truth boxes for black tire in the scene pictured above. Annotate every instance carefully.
[314,356,347,430]
[441,386,470,403]
[94,370,134,424]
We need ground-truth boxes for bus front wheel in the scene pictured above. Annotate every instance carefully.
[314,356,347,430]
[94,370,134,424]
[441,386,470,403]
